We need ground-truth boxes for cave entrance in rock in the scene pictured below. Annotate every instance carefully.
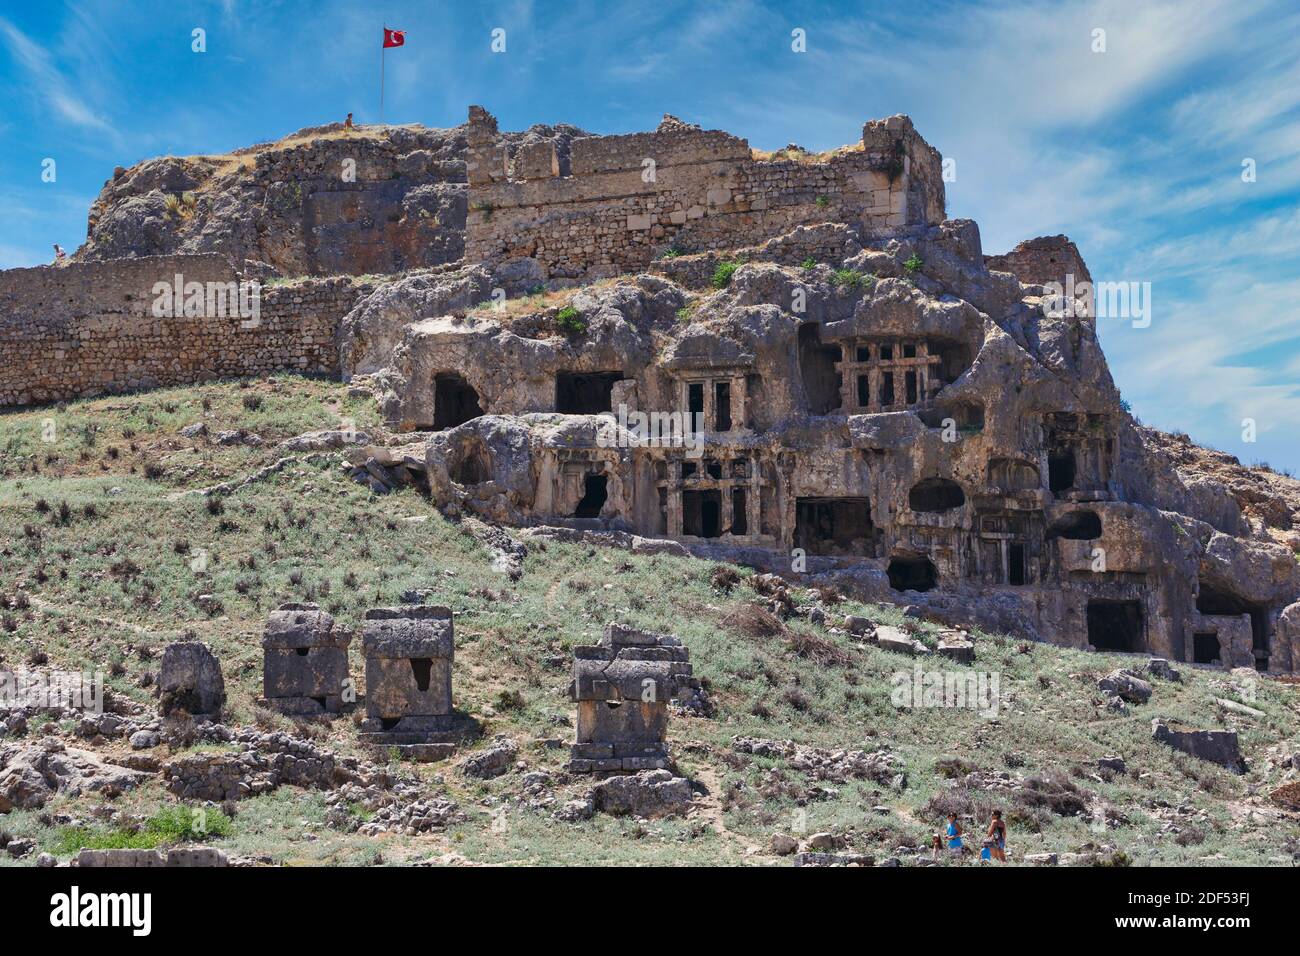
[1196,580,1269,670]
[573,473,608,519]
[1086,600,1144,652]
[556,371,623,414]
[1192,632,1222,664]
[794,497,875,556]
[433,372,483,430]
[908,478,966,512]
[1049,510,1102,540]
[449,440,492,486]
[798,323,841,415]
[682,489,721,538]
[887,554,937,592]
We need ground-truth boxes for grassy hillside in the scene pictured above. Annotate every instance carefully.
[1,376,1298,866]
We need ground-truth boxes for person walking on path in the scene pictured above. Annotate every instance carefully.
[987,810,1007,862]
[945,813,964,857]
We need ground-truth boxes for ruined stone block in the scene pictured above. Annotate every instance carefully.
[159,641,225,717]
[1151,718,1244,773]
[261,602,351,714]
[359,606,464,758]
[569,623,694,772]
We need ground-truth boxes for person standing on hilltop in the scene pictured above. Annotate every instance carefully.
[987,810,1007,862]
[345,112,353,129]
[945,813,964,858]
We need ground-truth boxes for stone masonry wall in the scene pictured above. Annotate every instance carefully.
[0,254,363,406]
[465,106,945,280]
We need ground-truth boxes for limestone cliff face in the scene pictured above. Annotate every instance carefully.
[73,120,585,279]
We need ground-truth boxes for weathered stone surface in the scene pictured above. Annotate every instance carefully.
[0,739,149,812]
[1098,669,1152,704]
[158,642,225,717]
[590,769,693,817]
[262,603,351,713]
[1151,718,1245,773]
[459,735,517,778]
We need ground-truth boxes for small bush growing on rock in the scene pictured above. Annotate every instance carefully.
[904,252,923,274]
[801,257,817,270]
[712,260,740,289]
[555,305,586,336]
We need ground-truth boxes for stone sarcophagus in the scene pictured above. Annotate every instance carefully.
[260,603,351,714]
[359,605,462,760]
[569,623,695,772]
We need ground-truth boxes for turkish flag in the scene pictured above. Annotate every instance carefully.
[383,28,405,48]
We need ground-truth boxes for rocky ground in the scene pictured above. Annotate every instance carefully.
[1,377,1299,866]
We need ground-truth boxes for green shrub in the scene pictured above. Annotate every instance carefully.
[831,268,870,291]
[555,305,586,336]
[815,196,830,208]
[712,261,741,289]
[904,252,923,274]
[801,257,817,270]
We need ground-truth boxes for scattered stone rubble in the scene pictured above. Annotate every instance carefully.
[732,736,905,789]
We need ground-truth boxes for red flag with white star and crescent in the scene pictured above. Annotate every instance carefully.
[383,27,405,48]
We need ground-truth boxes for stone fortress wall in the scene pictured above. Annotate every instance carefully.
[464,105,945,279]
[0,254,363,406]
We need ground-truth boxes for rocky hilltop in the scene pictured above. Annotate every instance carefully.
[2,108,1300,869]
[6,107,1300,675]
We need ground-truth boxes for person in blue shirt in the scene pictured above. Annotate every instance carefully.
[945,813,964,856]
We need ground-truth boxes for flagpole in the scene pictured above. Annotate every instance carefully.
[380,25,386,126]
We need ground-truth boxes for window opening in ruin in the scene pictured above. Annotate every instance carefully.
[731,488,748,535]
[433,372,484,430]
[556,371,623,414]
[295,647,310,657]
[903,343,917,358]
[410,658,433,692]
[879,371,894,407]
[683,489,722,538]
[887,554,937,592]
[798,323,841,415]
[1192,633,1221,664]
[310,696,327,709]
[857,375,870,407]
[1008,543,1027,586]
[856,345,871,362]
[905,369,918,404]
[714,381,732,431]
[688,383,705,421]
[380,717,401,731]
[682,462,697,478]
[908,477,966,512]
[794,498,876,556]
[880,344,893,360]
[1196,580,1269,670]
[574,473,608,518]
[706,460,723,479]
[1086,600,1144,652]
[1049,510,1102,540]
[1048,450,1076,494]
[656,487,668,535]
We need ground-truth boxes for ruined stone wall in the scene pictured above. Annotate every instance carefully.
[0,255,364,405]
[465,107,945,280]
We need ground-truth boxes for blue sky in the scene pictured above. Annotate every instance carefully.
[2,0,1298,473]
